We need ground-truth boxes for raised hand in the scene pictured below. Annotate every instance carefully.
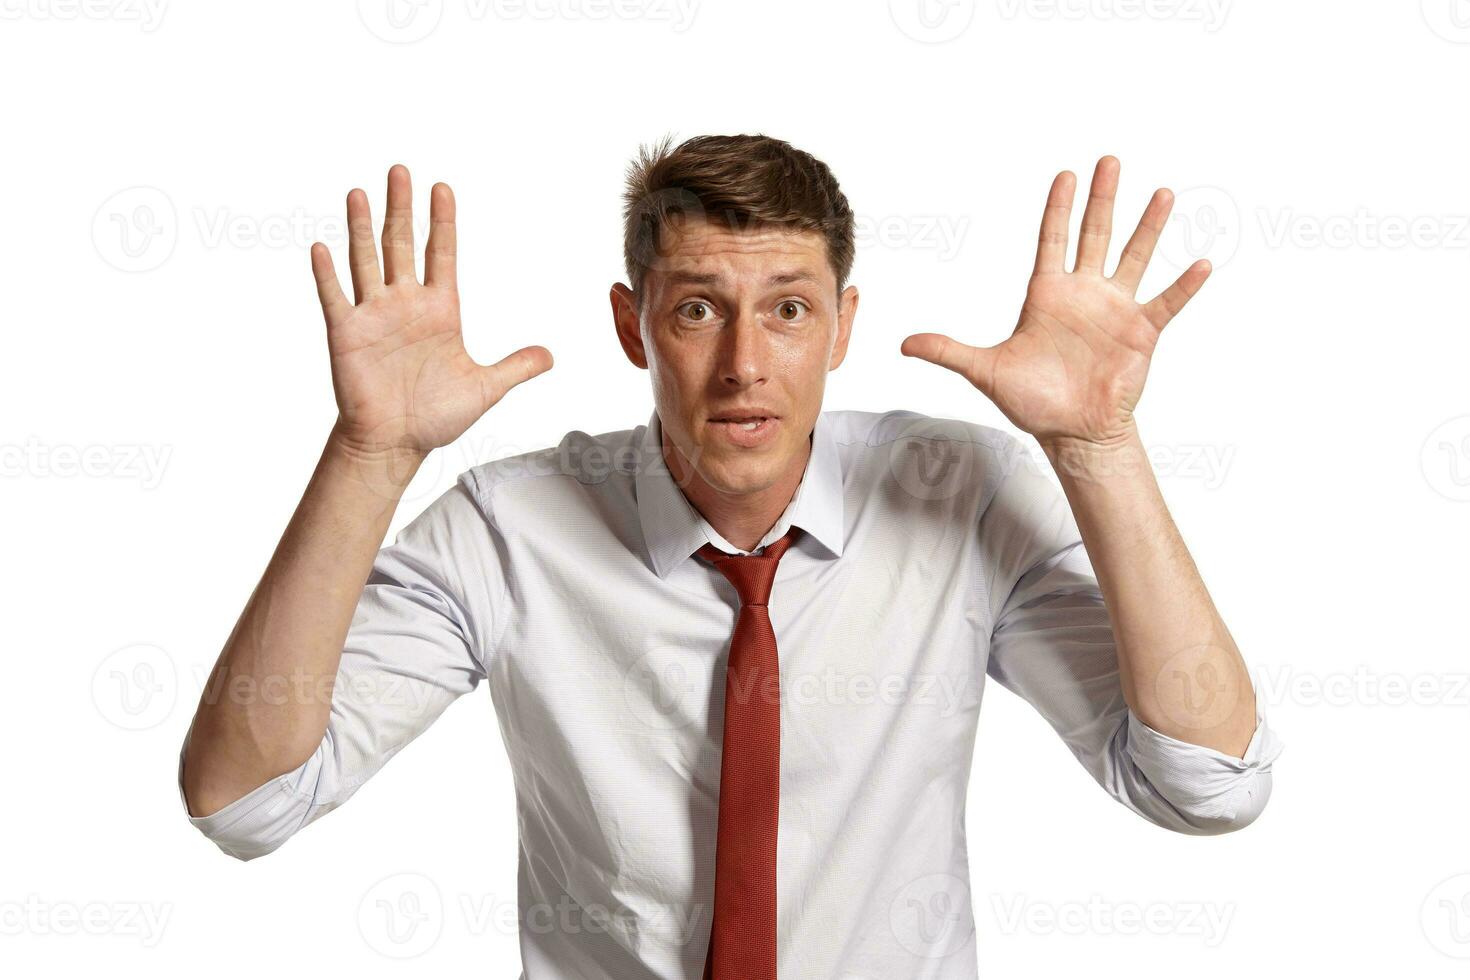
[901,156,1210,451]
[310,164,553,461]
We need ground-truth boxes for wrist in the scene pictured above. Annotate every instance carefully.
[1038,425,1151,484]
[325,421,429,499]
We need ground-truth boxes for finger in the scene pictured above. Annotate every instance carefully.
[310,242,350,322]
[900,332,997,395]
[1143,259,1211,330]
[424,182,457,289]
[381,163,416,284]
[346,188,381,303]
[478,345,555,411]
[1073,155,1120,274]
[1033,170,1076,275]
[1112,187,1173,294]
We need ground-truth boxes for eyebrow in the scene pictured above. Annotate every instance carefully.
[663,269,823,288]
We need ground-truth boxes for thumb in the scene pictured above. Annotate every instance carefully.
[478,345,555,412]
[900,332,998,396]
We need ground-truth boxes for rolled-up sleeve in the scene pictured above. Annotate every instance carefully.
[1122,702,1281,832]
[178,480,506,860]
[979,443,1282,836]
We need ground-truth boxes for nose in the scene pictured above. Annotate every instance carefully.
[719,310,771,387]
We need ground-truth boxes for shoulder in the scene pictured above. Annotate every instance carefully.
[825,407,1020,454]
[453,419,645,525]
[824,407,1030,502]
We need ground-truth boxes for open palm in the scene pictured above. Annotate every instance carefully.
[311,165,553,459]
[902,157,1210,449]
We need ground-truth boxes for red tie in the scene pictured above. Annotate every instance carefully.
[696,527,801,980]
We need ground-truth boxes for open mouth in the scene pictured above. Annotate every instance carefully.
[708,415,780,445]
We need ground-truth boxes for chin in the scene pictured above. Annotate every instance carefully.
[697,450,784,496]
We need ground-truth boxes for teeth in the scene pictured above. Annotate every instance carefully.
[739,420,760,430]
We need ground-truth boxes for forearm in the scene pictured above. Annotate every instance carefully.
[1040,425,1257,758]
[180,427,424,817]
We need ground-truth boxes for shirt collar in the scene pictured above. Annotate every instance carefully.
[635,406,845,578]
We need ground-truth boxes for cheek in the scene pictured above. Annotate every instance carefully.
[646,332,708,409]
[774,331,831,378]
[653,329,724,380]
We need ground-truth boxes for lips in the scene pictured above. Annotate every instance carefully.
[708,415,781,447]
[709,407,779,423]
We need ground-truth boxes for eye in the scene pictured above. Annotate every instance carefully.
[776,299,809,321]
[677,301,715,322]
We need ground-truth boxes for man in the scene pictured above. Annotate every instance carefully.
[178,134,1281,979]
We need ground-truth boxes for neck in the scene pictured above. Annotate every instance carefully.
[663,423,813,553]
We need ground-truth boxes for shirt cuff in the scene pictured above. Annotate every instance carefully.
[1124,705,1283,832]
[176,734,320,861]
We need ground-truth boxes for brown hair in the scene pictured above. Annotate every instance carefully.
[621,133,856,309]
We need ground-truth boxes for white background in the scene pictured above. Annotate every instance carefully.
[4,0,1469,976]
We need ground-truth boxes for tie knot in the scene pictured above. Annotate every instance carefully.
[696,527,801,607]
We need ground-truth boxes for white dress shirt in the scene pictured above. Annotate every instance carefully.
[178,406,1282,979]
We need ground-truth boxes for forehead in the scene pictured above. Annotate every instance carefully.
[648,216,832,290]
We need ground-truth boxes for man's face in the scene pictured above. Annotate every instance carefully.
[611,216,857,499]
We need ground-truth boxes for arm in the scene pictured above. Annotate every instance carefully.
[907,157,1279,830]
[178,480,504,860]
[1041,431,1255,755]
[982,443,1280,834]
[179,165,551,828]
[178,427,417,820]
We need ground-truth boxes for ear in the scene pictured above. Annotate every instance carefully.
[609,282,647,369]
[829,284,858,371]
